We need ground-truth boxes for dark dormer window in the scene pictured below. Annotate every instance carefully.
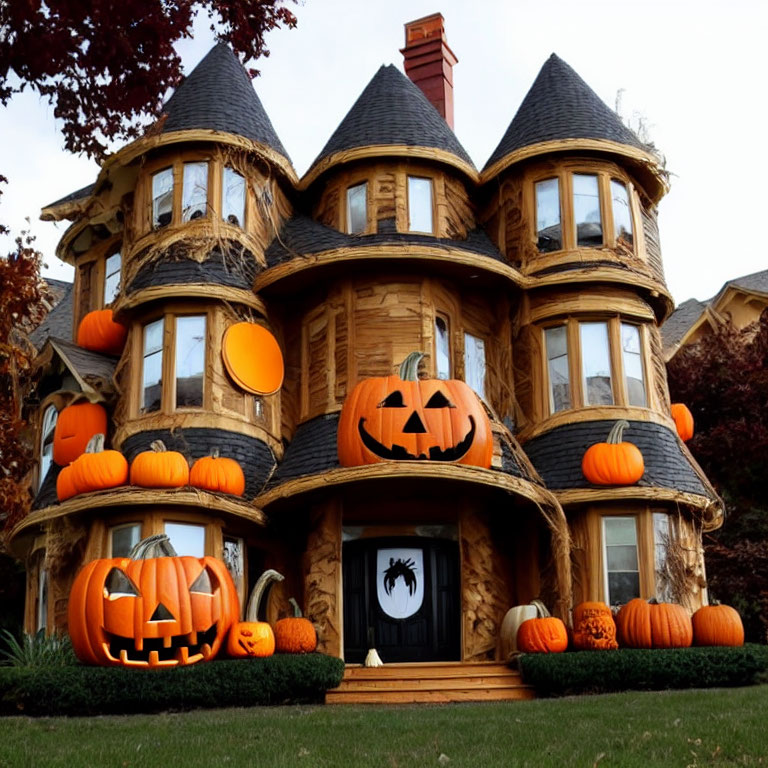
[407,176,433,233]
[222,167,246,227]
[346,182,367,234]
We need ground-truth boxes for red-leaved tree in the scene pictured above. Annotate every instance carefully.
[667,313,768,643]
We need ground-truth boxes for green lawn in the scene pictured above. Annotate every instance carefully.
[1,686,766,768]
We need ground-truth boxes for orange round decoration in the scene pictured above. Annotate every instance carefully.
[77,309,128,356]
[615,598,693,649]
[692,604,744,647]
[222,322,284,395]
[190,450,245,496]
[582,420,644,486]
[130,440,190,488]
[517,616,568,654]
[53,402,108,466]
[56,434,128,501]
[338,352,493,468]
[670,403,694,442]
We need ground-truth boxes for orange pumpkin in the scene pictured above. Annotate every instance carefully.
[56,434,128,501]
[670,403,694,442]
[582,420,644,486]
[227,569,284,658]
[53,402,108,467]
[337,352,493,468]
[692,604,744,647]
[572,601,618,650]
[516,602,568,653]
[130,440,190,488]
[67,534,239,667]
[275,598,317,654]
[77,309,128,356]
[615,598,693,649]
[189,450,245,496]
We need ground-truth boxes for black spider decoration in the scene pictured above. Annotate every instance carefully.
[382,557,418,596]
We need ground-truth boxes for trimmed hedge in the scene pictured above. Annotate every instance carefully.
[519,644,768,697]
[0,653,345,717]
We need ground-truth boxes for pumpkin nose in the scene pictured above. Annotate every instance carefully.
[149,602,175,622]
[402,411,427,433]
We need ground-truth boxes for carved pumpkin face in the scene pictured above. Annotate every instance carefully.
[68,537,238,667]
[338,353,493,468]
[572,602,618,651]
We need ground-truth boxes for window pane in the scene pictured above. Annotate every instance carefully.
[580,322,613,405]
[152,168,173,229]
[604,517,640,606]
[464,333,486,399]
[222,167,245,227]
[573,173,602,246]
[182,162,208,222]
[535,178,562,252]
[223,535,245,610]
[111,524,141,557]
[37,567,48,631]
[605,516,637,546]
[621,323,646,406]
[176,315,205,408]
[347,182,367,234]
[545,326,570,412]
[408,177,433,232]
[611,179,634,246]
[606,544,639,571]
[165,523,205,557]
[142,318,164,413]
[435,316,450,379]
[39,405,57,488]
[608,572,640,605]
[104,252,121,305]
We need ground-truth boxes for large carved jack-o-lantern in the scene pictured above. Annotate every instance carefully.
[338,352,493,468]
[68,535,239,667]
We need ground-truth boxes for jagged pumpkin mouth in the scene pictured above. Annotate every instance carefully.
[103,623,219,665]
[357,416,476,461]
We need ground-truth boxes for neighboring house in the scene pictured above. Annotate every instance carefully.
[662,269,768,362]
[10,15,721,671]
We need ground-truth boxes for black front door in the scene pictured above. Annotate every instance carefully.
[343,536,460,663]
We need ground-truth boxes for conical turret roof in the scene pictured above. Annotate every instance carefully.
[483,54,646,174]
[161,42,292,167]
[303,64,475,186]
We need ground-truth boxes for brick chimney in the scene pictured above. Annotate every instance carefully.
[400,13,458,128]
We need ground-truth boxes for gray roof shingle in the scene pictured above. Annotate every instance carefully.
[661,298,708,350]
[161,43,291,165]
[30,283,73,349]
[308,64,474,175]
[484,54,646,172]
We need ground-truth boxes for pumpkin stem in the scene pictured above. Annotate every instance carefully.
[398,352,424,381]
[85,433,106,454]
[607,420,630,444]
[150,440,168,453]
[245,569,285,622]
[128,534,178,560]
[210,448,220,459]
[531,599,551,618]
[288,597,303,618]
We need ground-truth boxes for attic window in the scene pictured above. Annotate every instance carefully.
[346,182,367,234]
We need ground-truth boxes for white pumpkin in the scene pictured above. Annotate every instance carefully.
[499,599,548,659]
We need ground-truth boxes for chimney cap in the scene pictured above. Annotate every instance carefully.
[404,12,447,46]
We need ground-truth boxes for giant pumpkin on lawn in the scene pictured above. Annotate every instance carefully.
[68,535,239,667]
[338,352,493,468]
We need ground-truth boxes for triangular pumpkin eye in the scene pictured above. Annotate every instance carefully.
[190,568,215,595]
[425,391,454,409]
[379,391,406,408]
[104,568,139,599]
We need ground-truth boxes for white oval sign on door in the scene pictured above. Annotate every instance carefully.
[376,548,424,619]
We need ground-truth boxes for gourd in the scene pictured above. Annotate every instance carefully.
[516,602,568,653]
[226,569,284,658]
[670,403,695,442]
[77,309,128,356]
[274,598,318,654]
[56,434,128,501]
[53,402,107,466]
[615,598,693,649]
[499,599,549,658]
[572,601,618,650]
[582,420,644,486]
[189,449,245,496]
[130,440,190,488]
[691,603,744,647]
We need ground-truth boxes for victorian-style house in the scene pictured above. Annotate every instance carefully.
[12,15,720,685]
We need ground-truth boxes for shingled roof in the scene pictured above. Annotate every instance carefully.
[307,64,474,177]
[161,42,291,166]
[484,54,646,173]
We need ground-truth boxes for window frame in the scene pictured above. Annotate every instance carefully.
[601,515,641,607]
[38,404,58,491]
[406,175,435,234]
[463,331,487,400]
[345,180,368,235]
[541,316,651,416]
[434,313,452,380]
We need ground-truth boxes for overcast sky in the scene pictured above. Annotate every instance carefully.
[0,0,765,306]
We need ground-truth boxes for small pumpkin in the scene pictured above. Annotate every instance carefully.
[572,601,618,650]
[275,598,317,654]
[189,449,245,496]
[53,402,108,467]
[582,420,644,486]
[499,599,549,658]
[67,534,239,667]
[692,604,744,647]
[615,598,693,649]
[227,569,284,658]
[670,403,694,442]
[338,352,493,468]
[56,434,128,501]
[77,309,128,356]
[130,440,190,488]
[516,602,568,654]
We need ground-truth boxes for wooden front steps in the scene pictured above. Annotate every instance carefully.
[325,661,535,704]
